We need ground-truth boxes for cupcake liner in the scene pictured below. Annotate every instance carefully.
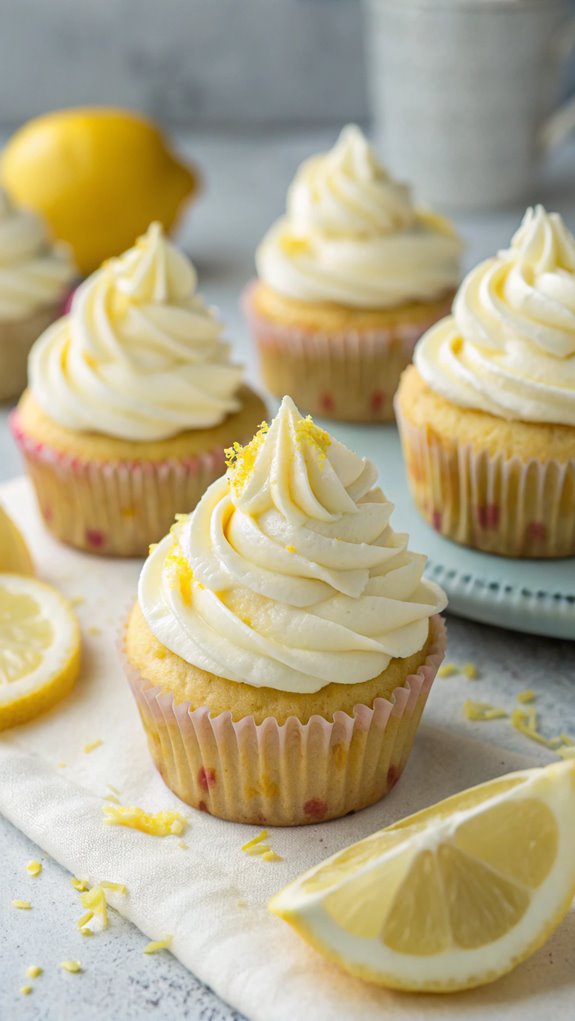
[11,412,227,557]
[243,281,453,423]
[121,615,446,826]
[395,401,575,558]
[0,305,65,403]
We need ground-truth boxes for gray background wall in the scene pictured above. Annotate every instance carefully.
[0,0,367,128]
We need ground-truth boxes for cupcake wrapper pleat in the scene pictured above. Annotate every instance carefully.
[243,281,452,423]
[121,615,446,826]
[395,401,575,558]
[11,411,226,557]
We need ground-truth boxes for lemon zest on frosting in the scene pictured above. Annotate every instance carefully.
[225,421,269,491]
[463,700,508,722]
[102,804,187,836]
[295,415,331,460]
[143,936,172,955]
[164,541,194,605]
[26,860,42,877]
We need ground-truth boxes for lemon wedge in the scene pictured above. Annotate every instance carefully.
[0,503,34,576]
[270,760,575,992]
[0,574,80,730]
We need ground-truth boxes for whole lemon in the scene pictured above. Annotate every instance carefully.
[1,107,199,274]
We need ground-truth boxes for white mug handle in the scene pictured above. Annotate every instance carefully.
[540,17,575,151]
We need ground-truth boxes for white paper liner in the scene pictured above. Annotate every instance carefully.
[11,413,227,557]
[121,615,446,826]
[395,402,575,558]
[243,281,453,423]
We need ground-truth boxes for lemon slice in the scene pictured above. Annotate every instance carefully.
[0,574,80,730]
[270,760,575,992]
[0,503,34,575]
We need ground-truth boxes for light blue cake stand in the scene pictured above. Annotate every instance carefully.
[328,421,575,641]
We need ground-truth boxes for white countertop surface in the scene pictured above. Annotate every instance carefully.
[1,130,574,1021]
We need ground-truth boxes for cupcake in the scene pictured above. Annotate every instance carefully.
[12,222,266,557]
[395,206,575,559]
[0,188,75,402]
[122,396,447,826]
[243,126,461,422]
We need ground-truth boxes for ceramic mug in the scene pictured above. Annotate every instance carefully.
[364,0,575,208]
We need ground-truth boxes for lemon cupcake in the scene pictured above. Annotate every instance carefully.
[396,206,575,559]
[244,126,461,422]
[0,189,75,402]
[12,223,266,557]
[122,396,447,825]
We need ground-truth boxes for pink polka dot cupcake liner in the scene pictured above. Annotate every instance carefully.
[242,281,452,423]
[121,615,446,827]
[11,413,227,558]
[395,404,575,559]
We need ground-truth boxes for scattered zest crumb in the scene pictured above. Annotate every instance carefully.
[20,985,32,996]
[87,625,101,637]
[103,793,120,804]
[83,739,103,754]
[79,886,108,930]
[438,663,458,678]
[26,965,42,979]
[106,784,120,796]
[71,877,89,892]
[26,860,42,877]
[100,881,127,895]
[511,707,562,750]
[59,960,82,974]
[285,545,296,553]
[178,840,188,850]
[241,829,282,861]
[12,899,32,910]
[462,662,479,679]
[143,936,172,955]
[77,910,94,930]
[102,804,187,836]
[517,689,536,704]
[80,927,93,937]
[463,700,508,722]
[57,762,67,769]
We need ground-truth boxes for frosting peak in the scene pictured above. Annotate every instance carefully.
[0,187,75,320]
[139,397,446,693]
[415,205,575,425]
[256,125,461,309]
[29,223,244,440]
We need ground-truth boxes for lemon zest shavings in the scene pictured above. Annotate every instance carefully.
[243,844,271,856]
[557,745,575,760]
[106,784,120,796]
[143,936,172,955]
[83,739,103,754]
[285,545,296,553]
[57,762,67,769]
[241,830,269,852]
[59,960,82,974]
[77,910,94,930]
[462,662,479,679]
[26,860,42,877]
[12,899,32,910]
[102,804,187,836]
[225,421,269,492]
[103,793,120,804]
[261,850,283,862]
[295,416,331,461]
[178,840,188,850]
[511,707,562,750]
[80,927,94,937]
[71,877,89,892]
[79,886,108,929]
[164,541,194,604]
[20,985,32,995]
[26,965,42,979]
[463,700,508,722]
[438,663,458,678]
[517,689,536,703]
[100,881,127,895]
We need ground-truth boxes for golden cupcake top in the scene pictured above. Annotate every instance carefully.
[138,396,446,694]
[0,188,75,321]
[28,222,245,441]
[415,205,575,425]
[256,125,461,309]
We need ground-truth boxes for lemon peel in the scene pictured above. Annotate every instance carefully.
[102,804,187,836]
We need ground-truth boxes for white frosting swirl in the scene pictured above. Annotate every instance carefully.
[256,125,461,309]
[0,189,75,320]
[29,222,244,440]
[415,206,575,425]
[139,396,446,694]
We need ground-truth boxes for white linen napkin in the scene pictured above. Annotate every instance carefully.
[0,477,572,1021]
